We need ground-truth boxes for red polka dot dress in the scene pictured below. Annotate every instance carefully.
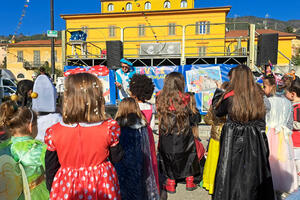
[45,119,121,200]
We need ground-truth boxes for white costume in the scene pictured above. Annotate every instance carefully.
[32,75,62,142]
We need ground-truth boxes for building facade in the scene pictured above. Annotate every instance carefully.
[7,40,62,80]
[60,0,295,66]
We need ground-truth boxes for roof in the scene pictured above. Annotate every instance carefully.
[8,40,62,47]
[61,6,232,19]
[226,29,296,38]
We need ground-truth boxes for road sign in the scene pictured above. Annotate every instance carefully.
[47,30,58,38]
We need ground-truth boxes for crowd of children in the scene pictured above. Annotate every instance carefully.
[2,64,300,200]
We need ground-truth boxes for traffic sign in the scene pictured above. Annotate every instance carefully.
[47,30,58,38]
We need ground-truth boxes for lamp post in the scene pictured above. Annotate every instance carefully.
[50,0,55,80]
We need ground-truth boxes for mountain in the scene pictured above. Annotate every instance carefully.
[227,16,300,34]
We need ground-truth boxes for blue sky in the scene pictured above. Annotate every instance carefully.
[0,0,299,36]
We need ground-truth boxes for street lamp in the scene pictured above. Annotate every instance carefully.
[50,0,55,80]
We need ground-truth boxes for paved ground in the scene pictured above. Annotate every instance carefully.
[153,125,212,200]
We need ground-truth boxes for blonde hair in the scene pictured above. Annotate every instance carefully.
[0,101,37,137]
[115,97,146,123]
[63,73,107,124]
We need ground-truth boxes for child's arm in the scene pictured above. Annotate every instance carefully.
[45,150,60,191]
[294,105,300,130]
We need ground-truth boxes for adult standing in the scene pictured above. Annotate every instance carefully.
[115,58,136,100]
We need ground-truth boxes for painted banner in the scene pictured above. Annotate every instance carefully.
[183,64,237,114]
[135,66,179,98]
[63,66,116,105]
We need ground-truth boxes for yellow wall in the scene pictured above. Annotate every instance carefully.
[225,36,294,65]
[7,46,62,80]
[63,7,229,59]
[101,0,194,13]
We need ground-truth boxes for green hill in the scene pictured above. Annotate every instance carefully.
[227,16,300,34]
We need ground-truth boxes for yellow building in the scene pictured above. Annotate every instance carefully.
[61,1,231,64]
[7,40,62,80]
[101,0,194,13]
[225,29,296,66]
[60,0,294,66]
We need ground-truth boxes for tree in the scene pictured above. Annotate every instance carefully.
[284,26,294,33]
[34,61,63,77]
[292,49,300,66]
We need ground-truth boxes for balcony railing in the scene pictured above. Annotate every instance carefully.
[23,61,44,69]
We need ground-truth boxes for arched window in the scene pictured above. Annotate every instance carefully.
[180,0,187,8]
[164,0,171,8]
[17,73,25,79]
[145,2,151,10]
[107,3,114,11]
[126,3,132,11]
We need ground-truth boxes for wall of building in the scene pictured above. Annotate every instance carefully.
[7,46,62,80]
[225,36,294,65]
[64,8,229,59]
[101,0,194,13]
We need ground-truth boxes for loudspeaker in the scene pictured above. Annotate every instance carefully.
[256,33,278,66]
[106,41,123,69]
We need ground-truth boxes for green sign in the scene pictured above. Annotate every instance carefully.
[47,30,58,38]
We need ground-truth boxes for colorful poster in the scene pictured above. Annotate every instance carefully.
[63,65,116,105]
[186,66,222,93]
[136,66,179,98]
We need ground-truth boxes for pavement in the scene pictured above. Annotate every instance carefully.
[153,125,212,200]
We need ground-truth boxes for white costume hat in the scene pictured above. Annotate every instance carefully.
[32,75,57,112]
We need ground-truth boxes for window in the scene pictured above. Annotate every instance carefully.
[17,73,25,79]
[108,3,114,11]
[126,3,132,11]
[138,24,145,36]
[33,50,40,65]
[109,26,116,37]
[199,46,207,56]
[168,23,176,35]
[180,0,187,8]
[145,2,151,10]
[195,21,210,34]
[3,79,15,87]
[164,1,171,8]
[17,51,23,62]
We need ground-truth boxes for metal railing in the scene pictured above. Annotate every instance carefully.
[65,22,251,61]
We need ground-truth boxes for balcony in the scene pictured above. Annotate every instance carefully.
[23,61,44,69]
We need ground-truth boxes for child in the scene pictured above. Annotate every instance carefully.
[202,82,228,195]
[44,73,122,200]
[129,74,159,190]
[114,97,159,200]
[0,101,49,200]
[286,79,300,184]
[212,65,274,200]
[32,74,62,142]
[156,72,200,193]
[263,75,298,193]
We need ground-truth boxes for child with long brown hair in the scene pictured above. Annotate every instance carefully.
[0,101,49,200]
[212,65,274,200]
[114,97,159,200]
[156,72,200,194]
[263,75,298,194]
[44,73,122,200]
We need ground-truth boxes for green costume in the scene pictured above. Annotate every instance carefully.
[0,136,49,200]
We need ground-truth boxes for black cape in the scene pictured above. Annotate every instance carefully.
[158,112,200,180]
[213,89,275,200]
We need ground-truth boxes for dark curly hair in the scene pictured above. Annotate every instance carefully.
[129,74,154,102]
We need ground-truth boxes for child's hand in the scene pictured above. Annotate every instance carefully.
[115,82,122,89]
